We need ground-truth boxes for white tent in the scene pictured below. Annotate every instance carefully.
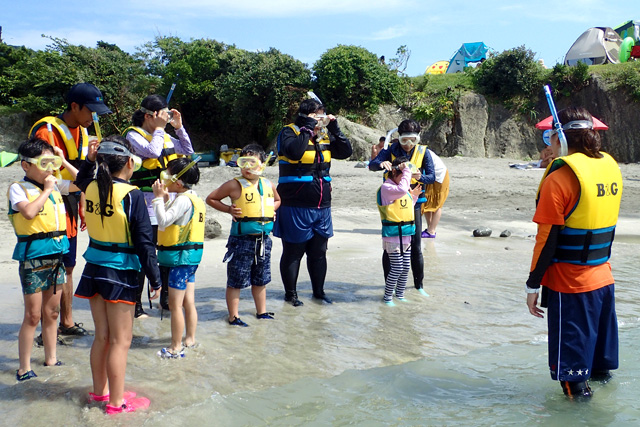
[564,27,622,66]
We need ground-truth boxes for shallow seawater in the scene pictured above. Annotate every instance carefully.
[0,215,639,426]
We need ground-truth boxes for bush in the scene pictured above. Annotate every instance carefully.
[547,62,591,97]
[313,45,408,115]
[598,60,640,102]
[472,46,544,100]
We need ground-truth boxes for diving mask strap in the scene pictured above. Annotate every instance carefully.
[169,156,202,183]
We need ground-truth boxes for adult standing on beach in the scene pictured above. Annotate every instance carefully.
[124,94,194,318]
[29,83,111,337]
[274,98,352,306]
[526,107,622,398]
[420,148,449,239]
[369,119,434,294]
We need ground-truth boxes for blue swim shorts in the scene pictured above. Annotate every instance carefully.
[547,284,618,382]
[224,234,272,289]
[168,265,198,291]
[273,205,333,243]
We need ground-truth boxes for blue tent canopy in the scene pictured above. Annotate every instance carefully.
[446,42,490,73]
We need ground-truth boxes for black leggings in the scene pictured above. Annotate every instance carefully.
[382,204,424,289]
[135,225,169,307]
[280,233,328,298]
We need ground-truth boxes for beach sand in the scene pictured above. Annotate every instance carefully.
[1,156,639,424]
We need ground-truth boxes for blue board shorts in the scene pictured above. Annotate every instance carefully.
[168,265,198,291]
[547,284,618,382]
[273,205,333,244]
[224,234,272,289]
[19,258,66,295]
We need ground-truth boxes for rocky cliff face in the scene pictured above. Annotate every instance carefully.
[344,76,640,164]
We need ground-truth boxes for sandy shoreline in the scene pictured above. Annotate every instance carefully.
[1,156,639,422]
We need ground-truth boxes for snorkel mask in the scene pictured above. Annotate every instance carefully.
[236,156,267,176]
[22,155,63,172]
[97,141,142,172]
[398,133,420,147]
[140,106,174,122]
[542,120,594,146]
[160,156,202,186]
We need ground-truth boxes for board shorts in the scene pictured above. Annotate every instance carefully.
[224,234,272,289]
[168,265,198,291]
[19,258,66,295]
[547,284,618,382]
[273,205,333,243]
[421,171,450,213]
[75,263,138,305]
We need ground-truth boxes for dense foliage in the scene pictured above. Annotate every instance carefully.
[313,45,408,116]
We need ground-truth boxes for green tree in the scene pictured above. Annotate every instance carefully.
[313,45,408,115]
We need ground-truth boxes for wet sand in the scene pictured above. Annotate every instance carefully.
[1,157,639,424]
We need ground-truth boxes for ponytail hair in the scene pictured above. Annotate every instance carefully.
[96,135,133,224]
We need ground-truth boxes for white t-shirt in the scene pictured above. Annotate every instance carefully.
[153,190,198,230]
[9,180,71,211]
[428,149,448,184]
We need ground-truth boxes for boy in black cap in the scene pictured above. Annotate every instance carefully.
[29,83,111,338]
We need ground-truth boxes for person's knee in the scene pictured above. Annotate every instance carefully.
[23,309,41,327]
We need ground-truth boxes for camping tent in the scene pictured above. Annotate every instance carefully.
[425,60,449,75]
[446,42,489,73]
[564,27,623,66]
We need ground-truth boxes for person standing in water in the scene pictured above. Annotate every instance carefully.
[526,107,622,398]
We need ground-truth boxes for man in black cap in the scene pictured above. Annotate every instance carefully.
[29,83,111,339]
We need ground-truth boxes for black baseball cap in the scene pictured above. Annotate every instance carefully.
[66,83,112,115]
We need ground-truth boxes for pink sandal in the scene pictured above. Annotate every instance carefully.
[105,396,150,414]
[88,390,137,404]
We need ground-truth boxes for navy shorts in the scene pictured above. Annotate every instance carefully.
[168,265,198,291]
[547,284,618,382]
[224,234,272,289]
[75,263,138,305]
[63,236,77,268]
[273,205,333,243]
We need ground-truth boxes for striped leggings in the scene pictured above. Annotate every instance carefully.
[384,249,411,301]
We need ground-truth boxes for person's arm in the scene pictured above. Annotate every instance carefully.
[126,129,166,159]
[418,148,436,185]
[272,182,282,212]
[169,110,194,155]
[153,192,192,229]
[368,147,392,172]
[74,159,97,192]
[326,118,352,160]
[12,176,56,220]
[126,190,162,291]
[206,180,243,218]
[278,118,316,160]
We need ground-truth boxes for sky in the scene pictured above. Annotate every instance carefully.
[1,1,634,77]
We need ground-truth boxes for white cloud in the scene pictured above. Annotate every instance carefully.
[369,25,411,41]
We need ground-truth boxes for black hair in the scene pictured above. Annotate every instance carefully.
[96,135,133,224]
[18,137,54,159]
[398,119,420,135]
[241,143,267,163]
[166,157,200,187]
[557,107,602,158]
[390,155,409,179]
[298,99,324,115]
[379,136,386,142]
[132,94,168,126]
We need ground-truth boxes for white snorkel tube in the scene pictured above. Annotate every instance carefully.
[384,127,398,150]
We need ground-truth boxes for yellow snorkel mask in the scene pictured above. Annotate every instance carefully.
[237,155,267,176]
[160,156,202,186]
[22,155,63,172]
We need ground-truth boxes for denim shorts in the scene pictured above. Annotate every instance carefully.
[224,234,272,289]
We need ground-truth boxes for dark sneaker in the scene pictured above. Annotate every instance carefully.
[590,370,613,383]
[561,380,593,398]
[43,360,63,367]
[313,294,333,304]
[228,316,249,327]
[256,312,275,319]
[134,304,149,319]
[284,294,304,307]
[16,370,37,381]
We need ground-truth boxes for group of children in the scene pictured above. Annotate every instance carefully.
[10,135,277,413]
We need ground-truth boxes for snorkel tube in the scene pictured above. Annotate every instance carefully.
[384,128,398,150]
[46,123,62,180]
[92,112,103,142]
[544,85,568,157]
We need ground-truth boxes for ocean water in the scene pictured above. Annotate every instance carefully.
[1,220,639,426]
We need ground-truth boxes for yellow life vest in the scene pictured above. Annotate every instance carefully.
[537,152,623,265]
[157,192,206,267]
[8,181,69,261]
[124,126,179,170]
[384,144,427,187]
[231,177,275,236]
[29,117,89,180]
[277,124,332,184]
[83,180,141,270]
[377,187,415,238]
